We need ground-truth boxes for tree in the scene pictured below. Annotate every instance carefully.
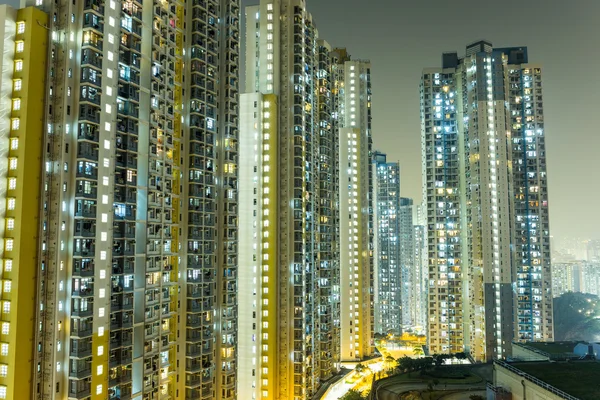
[553,292,600,341]
[433,353,451,366]
[355,363,366,374]
[413,345,424,356]
[383,355,397,372]
[396,356,414,373]
[340,389,366,400]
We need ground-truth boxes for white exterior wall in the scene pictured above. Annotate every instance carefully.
[339,59,373,361]
[238,93,263,400]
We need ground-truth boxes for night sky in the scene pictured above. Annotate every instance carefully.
[240,0,600,241]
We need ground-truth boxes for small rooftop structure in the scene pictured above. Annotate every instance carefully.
[574,342,600,360]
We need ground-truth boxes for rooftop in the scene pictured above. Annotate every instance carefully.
[512,361,600,400]
[519,341,581,355]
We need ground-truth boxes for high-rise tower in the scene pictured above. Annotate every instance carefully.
[421,59,464,356]
[0,5,49,399]
[421,41,553,361]
[239,1,340,399]
[8,0,242,399]
[399,197,414,329]
[413,204,428,331]
[372,152,401,335]
[332,49,374,363]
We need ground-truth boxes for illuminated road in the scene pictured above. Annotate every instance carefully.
[321,373,357,400]
[321,361,383,400]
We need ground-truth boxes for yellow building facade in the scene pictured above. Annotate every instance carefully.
[0,6,48,400]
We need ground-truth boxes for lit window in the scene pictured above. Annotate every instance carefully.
[11,99,20,112]
[8,179,16,190]
[5,240,13,251]
[1,323,9,335]
[0,344,7,356]
[96,384,102,395]
[4,260,12,271]
[16,22,25,34]
[97,345,103,356]
[2,302,9,314]
[11,119,19,130]
[10,139,17,150]
[13,80,21,91]
[3,281,10,293]
[15,42,24,53]
[8,159,17,170]
[14,60,22,71]
[0,385,5,399]
[97,365,103,375]
[6,219,14,230]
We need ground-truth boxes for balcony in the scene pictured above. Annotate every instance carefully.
[72,306,93,318]
[69,367,92,379]
[72,285,94,298]
[71,326,93,338]
[70,344,92,359]
[68,384,91,399]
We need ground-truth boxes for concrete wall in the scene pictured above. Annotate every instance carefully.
[511,344,549,361]
[493,363,571,400]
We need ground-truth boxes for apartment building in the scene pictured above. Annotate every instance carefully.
[421,41,553,361]
[421,61,464,356]
[0,5,49,399]
[238,1,340,399]
[399,198,414,329]
[372,152,401,335]
[332,49,374,363]
[413,213,428,331]
[0,0,241,399]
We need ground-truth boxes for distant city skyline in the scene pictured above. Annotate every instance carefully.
[240,0,600,241]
